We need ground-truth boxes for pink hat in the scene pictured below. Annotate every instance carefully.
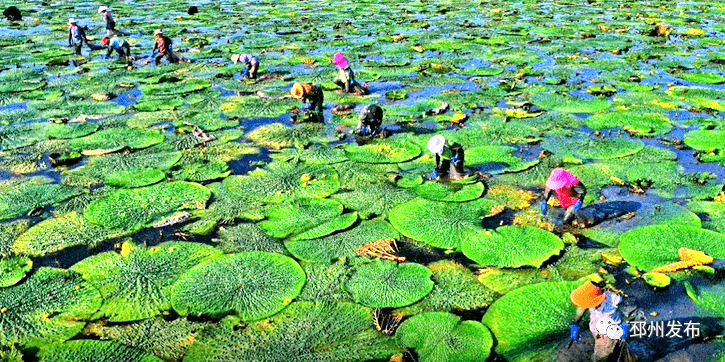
[332,52,348,69]
[546,168,579,190]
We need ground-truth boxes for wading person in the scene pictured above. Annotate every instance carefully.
[68,18,90,55]
[356,105,390,139]
[427,135,467,180]
[102,36,131,63]
[152,29,177,65]
[569,281,629,362]
[541,168,587,226]
[332,52,368,95]
[97,6,123,36]
[290,82,324,122]
[231,53,259,79]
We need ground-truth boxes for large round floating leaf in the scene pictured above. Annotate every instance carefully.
[183,301,400,362]
[389,198,496,249]
[0,267,101,347]
[586,111,672,136]
[482,281,582,362]
[534,94,612,113]
[105,168,165,188]
[687,201,725,233]
[0,177,81,221]
[461,226,564,268]
[139,78,210,96]
[0,123,50,151]
[14,212,126,257]
[333,182,416,219]
[619,225,725,271]
[346,259,433,308]
[271,144,348,165]
[415,181,484,202]
[46,122,99,139]
[684,129,725,163]
[182,182,267,235]
[345,140,421,164]
[171,252,305,321]
[0,257,32,288]
[678,72,725,84]
[396,312,493,362]
[172,161,231,182]
[215,223,287,254]
[246,123,323,150]
[398,261,497,316]
[70,241,222,322]
[224,162,340,204]
[38,340,162,362]
[222,96,298,119]
[464,145,539,173]
[258,198,344,239]
[541,133,644,160]
[69,128,164,155]
[84,182,211,231]
[285,219,400,262]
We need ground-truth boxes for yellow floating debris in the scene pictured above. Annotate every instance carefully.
[714,191,725,203]
[486,205,506,218]
[684,28,705,36]
[391,35,405,42]
[120,241,132,257]
[678,247,714,264]
[610,176,626,186]
[450,113,468,124]
[411,45,424,53]
[602,252,624,266]
[356,239,405,262]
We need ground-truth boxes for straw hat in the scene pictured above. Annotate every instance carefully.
[291,83,312,99]
[68,18,76,24]
[546,168,579,190]
[427,135,446,154]
[97,6,108,13]
[154,29,163,35]
[332,52,348,69]
[570,281,606,309]
[230,54,240,64]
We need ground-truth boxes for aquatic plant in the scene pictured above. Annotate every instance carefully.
[346,259,434,308]
[38,340,162,362]
[461,226,565,268]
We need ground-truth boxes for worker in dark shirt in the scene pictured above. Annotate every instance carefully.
[152,29,177,65]
[67,18,90,55]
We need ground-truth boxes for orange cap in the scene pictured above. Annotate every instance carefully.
[290,82,313,99]
[570,281,605,309]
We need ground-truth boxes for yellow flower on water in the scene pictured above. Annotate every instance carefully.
[120,241,132,257]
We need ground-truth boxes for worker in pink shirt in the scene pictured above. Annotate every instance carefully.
[541,168,587,225]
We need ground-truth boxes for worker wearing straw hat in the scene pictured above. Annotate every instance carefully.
[152,29,177,65]
[290,82,324,118]
[569,281,630,361]
[332,52,368,95]
[541,168,587,225]
[67,18,90,55]
[97,6,122,36]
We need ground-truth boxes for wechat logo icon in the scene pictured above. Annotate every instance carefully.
[595,317,624,340]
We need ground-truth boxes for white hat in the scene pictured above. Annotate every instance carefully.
[428,135,446,154]
[68,18,76,24]
[154,29,163,35]
[230,54,240,64]
[97,6,108,13]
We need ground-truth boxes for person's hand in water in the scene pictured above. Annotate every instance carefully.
[572,200,583,212]
[540,201,549,215]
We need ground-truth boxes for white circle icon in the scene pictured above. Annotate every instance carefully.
[595,317,616,336]
[606,324,624,340]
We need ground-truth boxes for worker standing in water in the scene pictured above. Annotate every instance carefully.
[541,168,587,226]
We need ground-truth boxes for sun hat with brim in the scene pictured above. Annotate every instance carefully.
[427,135,446,154]
[98,6,108,13]
[154,29,163,35]
[546,168,579,190]
[231,54,240,64]
[68,18,76,24]
[291,83,312,99]
[570,281,605,309]
[332,52,348,69]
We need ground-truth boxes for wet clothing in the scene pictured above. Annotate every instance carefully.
[3,6,21,21]
[588,292,623,337]
[432,142,466,180]
[544,181,586,225]
[299,84,324,113]
[153,35,176,65]
[101,10,116,35]
[357,105,383,136]
[236,54,259,79]
[106,37,130,59]
[334,66,368,94]
[68,24,89,55]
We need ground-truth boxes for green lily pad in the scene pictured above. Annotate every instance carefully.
[105,168,166,188]
[181,182,267,235]
[38,340,162,362]
[69,128,164,154]
[461,226,565,268]
[585,112,672,136]
[684,129,725,163]
[687,201,725,233]
[172,161,231,182]
[297,261,353,303]
[171,252,305,321]
[247,123,324,150]
[258,198,344,239]
[139,78,211,96]
[619,225,725,271]
[84,182,211,231]
[389,197,496,249]
[397,260,497,316]
[183,301,400,362]
[678,72,725,84]
[396,312,493,362]
[415,181,485,202]
[464,145,539,173]
[0,257,32,288]
[46,122,99,139]
[345,140,421,164]
[0,177,81,221]
[0,268,101,348]
[215,223,287,254]
[70,241,222,322]
[482,281,582,362]
[14,212,127,257]
[224,162,340,204]
[346,259,434,308]
[542,133,644,160]
[271,144,348,165]
[0,123,50,151]
[333,182,416,219]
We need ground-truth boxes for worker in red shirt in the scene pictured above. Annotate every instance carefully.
[541,168,587,225]
[152,29,177,65]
